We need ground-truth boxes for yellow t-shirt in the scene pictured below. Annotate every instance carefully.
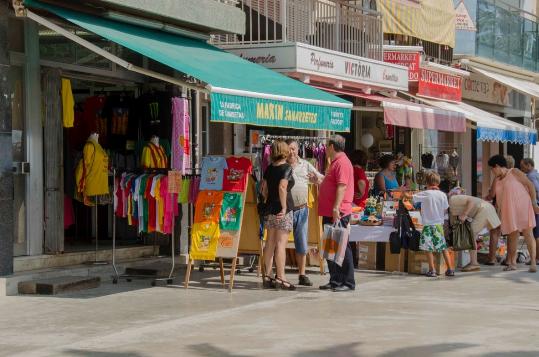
[61,78,74,128]
[75,139,109,199]
[191,222,220,261]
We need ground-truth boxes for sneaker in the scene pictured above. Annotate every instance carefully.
[298,275,313,286]
[445,269,455,277]
[426,271,437,278]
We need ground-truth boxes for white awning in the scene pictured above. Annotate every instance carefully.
[471,66,539,100]
[405,94,537,145]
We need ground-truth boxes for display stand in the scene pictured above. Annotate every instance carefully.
[184,155,260,292]
[111,167,177,286]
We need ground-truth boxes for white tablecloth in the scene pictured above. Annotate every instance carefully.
[349,224,394,242]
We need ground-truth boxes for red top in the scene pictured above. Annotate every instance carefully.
[318,153,354,217]
[353,166,369,208]
[223,157,253,192]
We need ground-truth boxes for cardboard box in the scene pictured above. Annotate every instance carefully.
[358,242,377,270]
[408,249,456,275]
[384,243,407,273]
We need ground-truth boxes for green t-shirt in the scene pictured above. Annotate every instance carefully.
[178,178,190,204]
[220,193,243,231]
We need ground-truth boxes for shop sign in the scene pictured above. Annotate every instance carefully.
[224,43,409,91]
[462,71,512,106]
[417,68,462,102]
[210,92,351,132]
[455,0,477,32]
[295,44,408,91]
[383,51,420,81]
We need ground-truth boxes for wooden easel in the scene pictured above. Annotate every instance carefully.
[184,155,260,292]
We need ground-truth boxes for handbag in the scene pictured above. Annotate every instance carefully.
[450,220,474,251]
[389,210,402,254]
[320,222,350,266]
[256,193,270,217]
[401,205,421,251]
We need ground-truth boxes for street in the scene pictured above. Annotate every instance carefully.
[0,265,538,357]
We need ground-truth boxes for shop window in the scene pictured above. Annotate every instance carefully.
[39,25,113,70]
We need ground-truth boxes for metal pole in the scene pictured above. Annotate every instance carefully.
[112,168,119,280]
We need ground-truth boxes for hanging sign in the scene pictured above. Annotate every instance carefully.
[417,68,462,102]
[210,92,351,132]
[383,51,420,81]
[455,1,477,32]
[462,71,512,106]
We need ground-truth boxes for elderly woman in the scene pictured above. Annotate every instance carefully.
[448,190,502,272]
[286,139,323,286]
[261,140,296,290]
[373,154,399,196]
[488,155,538,272]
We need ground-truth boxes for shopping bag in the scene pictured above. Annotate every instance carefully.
[450,220,474,251]
[320,222,350,266]
[389,230,401,254]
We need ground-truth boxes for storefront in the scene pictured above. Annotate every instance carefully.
[7,0,352,278]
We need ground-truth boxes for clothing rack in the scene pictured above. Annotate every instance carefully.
[259,134,328,142]
[111,166,188,286]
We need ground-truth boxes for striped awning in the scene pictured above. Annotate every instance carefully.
[376,0,456,48]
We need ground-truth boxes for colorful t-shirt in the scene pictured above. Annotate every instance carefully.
[194,190,224,223]
[200,156,228,191]
[190,221,220,261]
[223,157,252,192]
[220,193,243,231]
[178,178,190,204]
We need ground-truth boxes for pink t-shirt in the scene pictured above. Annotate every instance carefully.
[318,152,354,217]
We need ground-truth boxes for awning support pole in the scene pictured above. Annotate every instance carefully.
[24,9,208,94]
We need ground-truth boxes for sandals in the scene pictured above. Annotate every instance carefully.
[445,269,455,277]
[484,261,496,266]
[503,266,517,272]
[426,271,437,278]
[262,275,276,289]
[461,264,480,272]
[275,277,296,291]
[529,266,537,273]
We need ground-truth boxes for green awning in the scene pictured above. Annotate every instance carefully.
[25,0,352,132]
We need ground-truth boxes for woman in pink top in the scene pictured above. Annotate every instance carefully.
[488,155,539,272]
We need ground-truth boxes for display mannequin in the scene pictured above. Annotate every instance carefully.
[75,132,110,205]
[141,135,168,169]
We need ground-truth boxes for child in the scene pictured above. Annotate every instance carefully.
[413,171,455,277]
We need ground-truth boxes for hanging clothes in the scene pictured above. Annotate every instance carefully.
[222,156,253,192]
[61,78,75,128]
[178,177,191,204]
[194,190,224,223]
[74,137,110,205]
[220,193,243,231]
[171,97,191,174]
[189,176,201,204]
[190,221,220,261]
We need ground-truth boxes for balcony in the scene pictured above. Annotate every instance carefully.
[476,0,539,71]
[212,0,383,61]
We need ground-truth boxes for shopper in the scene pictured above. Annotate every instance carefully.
[448,190,501,271]
[261,140,296,290]
[373,155,398,196]
[313,135,355,292]
[413,171,455,277]
[488,154,538,272]
[286,139,324,286]
[349,150,370,208]
[349,149,370,268]
[505,155,515,169]
[520,158,539,266]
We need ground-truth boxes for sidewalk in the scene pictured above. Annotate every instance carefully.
[0,265,538,356]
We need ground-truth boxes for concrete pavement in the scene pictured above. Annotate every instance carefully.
[0,265,538,356]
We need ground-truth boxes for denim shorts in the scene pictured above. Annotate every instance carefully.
[293,207,309,255]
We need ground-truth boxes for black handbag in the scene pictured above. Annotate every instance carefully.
[257,194,270,217]
[389,210,402,254]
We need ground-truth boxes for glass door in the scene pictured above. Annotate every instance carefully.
[9,65,28,256]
